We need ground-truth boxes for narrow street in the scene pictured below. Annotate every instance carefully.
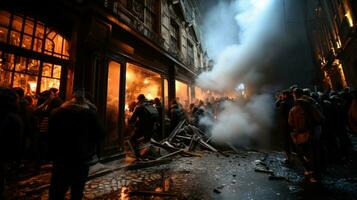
[7,137,357,200]
[1,0,357,199]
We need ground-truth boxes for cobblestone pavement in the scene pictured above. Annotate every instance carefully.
[6,145,357,200]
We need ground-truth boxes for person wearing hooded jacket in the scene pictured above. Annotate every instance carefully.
[48,88,104,200]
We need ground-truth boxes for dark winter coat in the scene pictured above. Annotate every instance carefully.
[48,99,104,163]
[0,87,23,161]
[170,103,187,130]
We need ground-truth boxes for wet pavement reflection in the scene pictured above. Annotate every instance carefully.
[6,148,357,200]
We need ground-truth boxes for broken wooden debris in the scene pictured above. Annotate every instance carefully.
[157,149,184,160]
[150,139,201,157]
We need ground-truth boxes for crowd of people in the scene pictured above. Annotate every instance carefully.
[0,86,104,199]
[2,84,356,198]
[276,86,357,183]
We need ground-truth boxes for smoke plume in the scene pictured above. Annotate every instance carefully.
[197,0,287,147]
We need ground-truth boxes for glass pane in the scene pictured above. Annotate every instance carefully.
[0,27,8,43]
[0,70,12,87]
[45,38,54,54]
[53,34,63,55]
[40,77,60,92]
[22,34,32,49]
[2,53,14,70]
[53,65,61,79]
[12,15,23,31]
[33,37,43,52]
[15,56,27,72]
[27,59,40,75]
[125,63,162,138]
[47,31,56,40]
[24,19,34,35]
[42,63,52,77]
[35,23,44,38]
[12,73,38,96]
[62,39,69,57]
[105,61,121,151]
[126,63,162,105]
[0,10,11,27]
[9,30,20,46]
[175,80,189,110]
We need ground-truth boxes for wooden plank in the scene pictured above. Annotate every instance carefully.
[157,149,184,160]
[150,140,201,157]
[167,120,186,142]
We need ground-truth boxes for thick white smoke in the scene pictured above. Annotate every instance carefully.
[197,0,285,146]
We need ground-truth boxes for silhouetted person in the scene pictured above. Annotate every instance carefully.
[13,87,38,161]
[153,98,163,140]
[170,99,187,132]
[35,88,63,162]
[129,94,159,158]
[48,88,104,200]
[0,87,23,199]
[276,90,294,163]
[348,90,357,134]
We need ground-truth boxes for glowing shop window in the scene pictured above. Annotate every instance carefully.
[126,63,162,101]
[106,61,121,146]
[53,65,61,79]
[14,56,27,72]
[27,59,40,75]
[125,63,162,112]
[40,77,60,92]
[12,73,38,95]
[9,31,20,46]
[42,63,52,77]
[175,80,189,109]
[195,86,204,101]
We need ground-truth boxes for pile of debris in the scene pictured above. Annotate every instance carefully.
[126,120,231,169]
[151,120,227,157]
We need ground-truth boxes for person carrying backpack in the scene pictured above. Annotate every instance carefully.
[129,94,159,158]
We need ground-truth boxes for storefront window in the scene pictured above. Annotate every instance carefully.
[12,73,38,96]
[0,52,62,95]
[125,63,162,135]
[175,80,189,110]
[195,86,204,102]
[0,11,70,60]
[0,10,68,96]
[105,60,121,153]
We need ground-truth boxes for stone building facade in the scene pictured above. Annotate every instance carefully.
[0,0,208,158]
[305,0,357,90]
